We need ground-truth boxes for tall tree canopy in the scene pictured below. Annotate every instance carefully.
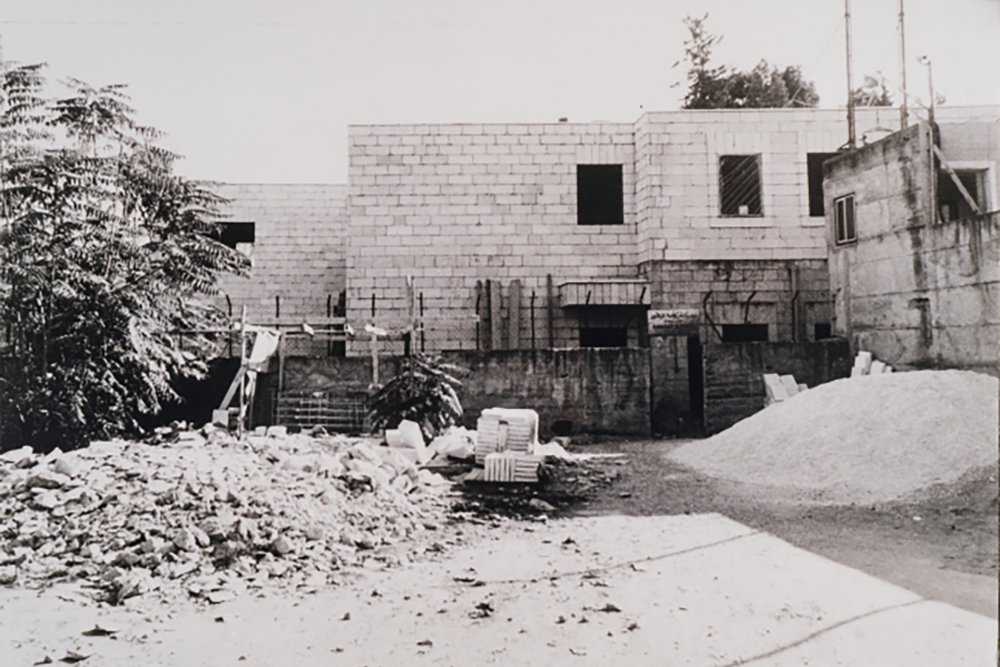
[680,14,820,109]
[0,57,249,449]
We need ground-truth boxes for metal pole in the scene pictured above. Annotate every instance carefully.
[898,0,909,130]
[918,56,937,224]
[845,0,856,148]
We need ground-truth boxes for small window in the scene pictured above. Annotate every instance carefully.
[719,155,762,216]
[577,165,624,225]
[580,326,628,347]
[807,153,839,217]
[721,324,768,342]
[214,221,255,248]
[834,194,856,244]
[938,169,987,222]
[814,323,833,340]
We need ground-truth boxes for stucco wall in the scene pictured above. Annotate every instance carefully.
[825,121,1000,374]
[276,348,652,437]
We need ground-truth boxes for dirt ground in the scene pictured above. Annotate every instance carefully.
[1,436,996,666]
[554,439,998,619]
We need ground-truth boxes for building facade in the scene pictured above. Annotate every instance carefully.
[824,115,1000,374]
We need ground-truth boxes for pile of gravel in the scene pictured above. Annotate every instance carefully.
[670,370,998,505]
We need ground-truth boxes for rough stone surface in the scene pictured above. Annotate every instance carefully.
[0,426,453,603]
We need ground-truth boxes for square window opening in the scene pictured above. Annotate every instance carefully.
[807,153,839,217]
[577,164,624,225]
[214,221,255,248]
[721,324,769,343]
[938,169,987,222]
[814,322,833,340]
[579,326,628,347]
[720,154,762,216]
[834,194,856,244]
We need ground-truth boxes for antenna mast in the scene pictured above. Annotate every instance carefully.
[845,0,856,148]
[898,0,909,130]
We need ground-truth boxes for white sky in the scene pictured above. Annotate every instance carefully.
[2,0,998,183]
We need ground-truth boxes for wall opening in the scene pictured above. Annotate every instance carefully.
[580,326,629,347]
[938,169,987,221]
[721,324,769,342]
[719,154,762,216]
[807,153,839,216]
[576,164,624,225]
[814,322,833,340]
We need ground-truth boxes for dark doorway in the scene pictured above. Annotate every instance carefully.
[686,335,704,431]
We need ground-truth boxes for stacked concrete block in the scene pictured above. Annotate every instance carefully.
[640,258,832,343]
[346,122,639,354]
[213,184,348,326]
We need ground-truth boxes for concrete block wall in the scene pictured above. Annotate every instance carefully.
[634,107,905,265]
[346,122,639,354]
[640,259,832,344]
[213,183,348,325]
[702,339,852,434]
[825,120,1000,374]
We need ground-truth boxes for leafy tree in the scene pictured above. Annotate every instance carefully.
[0,58,249,450]
[852,73,894,107]
[680,14,819,109]
[368,353,464,442]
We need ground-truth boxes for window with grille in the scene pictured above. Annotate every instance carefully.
[719,155,762,216]
[834,194,856,244]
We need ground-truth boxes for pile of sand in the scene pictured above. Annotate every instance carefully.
[670,370,998,505]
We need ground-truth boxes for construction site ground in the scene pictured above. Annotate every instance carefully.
[2,438,996,666]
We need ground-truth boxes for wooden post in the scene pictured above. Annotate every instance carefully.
[546,273,555,348]
[489,279,503,350]
[237,305,247,439]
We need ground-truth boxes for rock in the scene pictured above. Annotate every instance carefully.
[271,535,293,556]
[26,470,70,490]
[190,526,211,548]
[51,457,78,478]
[0,565,18,585]
[172,529,198,552]
[266,426,288,438]
[528,498,556,512]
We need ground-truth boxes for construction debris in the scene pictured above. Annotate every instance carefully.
[851,350,892,377]
[0,426,455,603]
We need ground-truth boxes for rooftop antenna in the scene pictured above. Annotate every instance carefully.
[898,0,909,130]
[844,0,857,148]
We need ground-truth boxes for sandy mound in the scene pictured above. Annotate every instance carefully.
[670,370,998,505]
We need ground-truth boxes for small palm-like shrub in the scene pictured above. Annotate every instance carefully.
[368,354,464,442]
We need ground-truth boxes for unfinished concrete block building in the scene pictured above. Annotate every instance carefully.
[211,105,997,435]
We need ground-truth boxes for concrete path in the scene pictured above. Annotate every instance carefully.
[2,513,995,666]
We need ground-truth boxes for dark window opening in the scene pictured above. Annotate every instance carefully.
[577,164,624,225]
[721,324,769,343]
[834,194,856,244]
[579,326,628,347]
[720,154,762,216]
[807,153,839,217]
[938,169,986,222]
[214,221,255,248]
[814,322,833,340]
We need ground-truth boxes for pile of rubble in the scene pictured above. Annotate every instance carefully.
[0,426,455,604]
